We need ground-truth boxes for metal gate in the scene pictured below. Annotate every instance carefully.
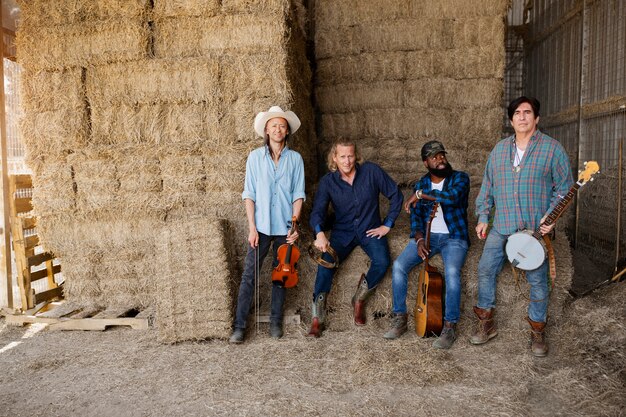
[522,0,626,280]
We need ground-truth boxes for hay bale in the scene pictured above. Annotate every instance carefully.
[152,0,220,18]
[156,219,235,342]
[86,58,221,107]
[153,14,285,58]
[16,18,149,70]
[20,108,87,163]
[30,157,76,219]
[90,102,221,148]
[18,0,149,27]
[20,68,84,113]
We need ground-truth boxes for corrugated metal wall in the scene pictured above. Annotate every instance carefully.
[523,0,626,279]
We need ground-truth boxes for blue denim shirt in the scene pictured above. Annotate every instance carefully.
[242,145,305,236]
[310,162,403,246]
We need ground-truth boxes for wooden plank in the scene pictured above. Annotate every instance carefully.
[29,264,61,282]
[92,306,135,319]
[6,314,59,326]
[24,234,39,250]
[34,286,64,304]
[69,306,102,319]
[37,301,78,318]
[14,197,33,214]
[135,306,155,319]
[27,252,54,268]
[11,174,32,189]
[48,317,149,331]
[21,216,37,229]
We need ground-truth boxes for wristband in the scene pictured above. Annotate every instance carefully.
[415,189,423,200]
[416,237,424,245]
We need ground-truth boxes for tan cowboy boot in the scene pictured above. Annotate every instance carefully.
[469,306,498,345]
[527,317,548,357]
[352,274,376,326]
[307,293,327,338]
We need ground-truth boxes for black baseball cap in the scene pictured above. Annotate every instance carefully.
[421,140,447,160]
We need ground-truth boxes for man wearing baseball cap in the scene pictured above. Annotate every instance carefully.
[229,106,305,344]
[383,140,470,349]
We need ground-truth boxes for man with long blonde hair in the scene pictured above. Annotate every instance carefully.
[308,139,403,337]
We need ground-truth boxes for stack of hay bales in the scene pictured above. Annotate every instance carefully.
[17,0,316,340]
[314,0,506,185]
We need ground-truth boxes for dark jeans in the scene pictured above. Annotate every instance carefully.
[233,233,287,330]
[313,234,391,299]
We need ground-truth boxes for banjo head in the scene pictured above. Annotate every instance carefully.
[506,230,546,271]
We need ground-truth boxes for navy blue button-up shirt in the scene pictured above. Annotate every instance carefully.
[310,162,403,246]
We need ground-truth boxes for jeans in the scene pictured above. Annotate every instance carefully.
[391,234,468,323]
[233,233,287,329]
[313,234,390,298]
[477,229,549,322]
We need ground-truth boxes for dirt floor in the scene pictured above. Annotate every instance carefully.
[0,271,624,417]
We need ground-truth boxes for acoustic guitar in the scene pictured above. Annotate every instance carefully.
[506,161,600,270]
[414,202,444,337]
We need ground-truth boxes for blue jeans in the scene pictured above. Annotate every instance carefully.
[391,234,468,323]
[477,229,549,322]
[313,234,390,298]
[233,233,287,329]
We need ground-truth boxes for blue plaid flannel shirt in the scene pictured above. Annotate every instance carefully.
[410,170,470,243]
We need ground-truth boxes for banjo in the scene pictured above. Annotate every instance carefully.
[505,161,600,270]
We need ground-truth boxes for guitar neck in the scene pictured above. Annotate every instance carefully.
[532,182,581,239]
[424,202,438,267]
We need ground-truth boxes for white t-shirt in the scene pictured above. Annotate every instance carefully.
[514,146,525,167]
[430,179,449,234]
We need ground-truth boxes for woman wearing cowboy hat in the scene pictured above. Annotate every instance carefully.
[229,106,305,344]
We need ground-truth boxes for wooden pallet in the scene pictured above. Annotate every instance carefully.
[5,301,154,331]
[8,175,63,310]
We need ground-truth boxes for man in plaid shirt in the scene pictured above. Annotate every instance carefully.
[383,140,470,349]
[471,96,573,357]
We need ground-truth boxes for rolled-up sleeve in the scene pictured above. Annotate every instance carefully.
[291,154,306,202]
[310,177,330,235]
[242,153,257,201]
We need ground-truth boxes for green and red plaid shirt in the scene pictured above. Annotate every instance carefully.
[476,130,574,235]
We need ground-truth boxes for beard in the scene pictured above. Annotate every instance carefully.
[429,162,453,178]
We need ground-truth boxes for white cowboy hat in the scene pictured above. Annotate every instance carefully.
[253,106,301,138]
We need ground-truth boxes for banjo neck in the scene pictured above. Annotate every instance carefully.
[531,182,581,239]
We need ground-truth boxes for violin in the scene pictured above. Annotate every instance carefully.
[272,216,300,288]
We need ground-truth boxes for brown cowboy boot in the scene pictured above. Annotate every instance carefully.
[383,313,408,340]
[307,293,327,338]
[469,306,498,345]
[351,274,376,326]
[527,317,548,357]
